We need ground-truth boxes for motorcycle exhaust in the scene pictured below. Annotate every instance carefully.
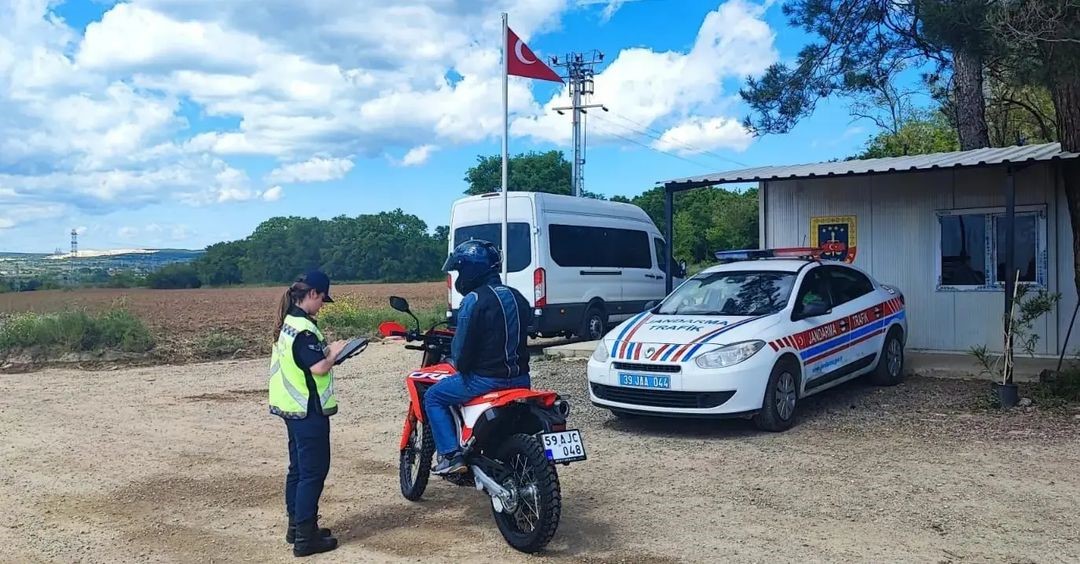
[470,466,513,513]
[553,399,571,417]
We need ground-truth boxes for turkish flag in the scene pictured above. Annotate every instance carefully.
[507,27,563,83]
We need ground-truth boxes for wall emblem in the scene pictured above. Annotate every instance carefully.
[810,216,857,263]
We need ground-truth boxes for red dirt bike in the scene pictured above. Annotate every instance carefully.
[379,296,587,553]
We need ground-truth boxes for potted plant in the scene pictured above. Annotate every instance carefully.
[971,273,1060,408]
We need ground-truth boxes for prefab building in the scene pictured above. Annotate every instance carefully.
[659,143,1080,356]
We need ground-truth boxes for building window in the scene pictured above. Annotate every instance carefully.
[936,206,1047,291]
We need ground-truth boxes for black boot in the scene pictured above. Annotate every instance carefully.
[286,514,332,544]
[292,518,338,557]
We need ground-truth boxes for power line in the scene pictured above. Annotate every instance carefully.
[589,121,718,170]
[596,112,750,168]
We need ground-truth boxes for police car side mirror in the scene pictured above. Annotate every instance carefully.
[644,300,658,312]
[390,296,411,313]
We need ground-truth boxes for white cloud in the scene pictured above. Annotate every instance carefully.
[77,4,265,74]
[400,145,438,166]
[116,222,191,243]
[576,0,642,22]
[267,157,354,184]
[513,0,776,149]
[0,202,72,232]
[262,185,284,201]
[0,0,779,240]
[653,116,753,154]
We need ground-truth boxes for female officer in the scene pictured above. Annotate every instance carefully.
[268,270,347,557]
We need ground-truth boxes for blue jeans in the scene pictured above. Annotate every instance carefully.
[424,373,531,456]
[284,413,331,524]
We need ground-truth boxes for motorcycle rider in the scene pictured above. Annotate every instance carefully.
[425,239,532,475]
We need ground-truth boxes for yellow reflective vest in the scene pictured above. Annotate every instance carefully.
[268,314,337,419]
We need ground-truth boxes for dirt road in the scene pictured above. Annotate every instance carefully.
[2,344,1079,563]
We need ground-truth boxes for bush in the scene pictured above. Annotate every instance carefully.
[318,298,444,339]
[194,331,246,358]
[1031,368,1080,407]
[0,308,155,355]
[147,263,202,289]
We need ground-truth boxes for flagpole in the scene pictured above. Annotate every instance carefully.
[500,11,509,284]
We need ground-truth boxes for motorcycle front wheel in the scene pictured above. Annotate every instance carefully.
[399,415,434,501]
[490,433,562,553]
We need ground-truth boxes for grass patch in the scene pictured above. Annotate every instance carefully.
[194,331,246,359]
[0,308,155,355]
[319,298,445,339]
[1030,367,1080,408]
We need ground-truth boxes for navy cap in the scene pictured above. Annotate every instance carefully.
[302,270,334,302]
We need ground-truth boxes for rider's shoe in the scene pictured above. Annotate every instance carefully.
[432,452,467,475]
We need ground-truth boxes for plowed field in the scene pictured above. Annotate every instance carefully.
[0,282,444,360]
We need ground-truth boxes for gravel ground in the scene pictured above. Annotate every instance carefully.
[1,343,1079,563]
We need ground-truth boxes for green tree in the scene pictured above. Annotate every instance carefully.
[855,110,960,158]
[190,210,449,286]
[197,241,246,286]
[147,263,202,289]
[616,186,759,266]
[739,0,994,150]
[988,0,1080,289]
[463,150,605,199]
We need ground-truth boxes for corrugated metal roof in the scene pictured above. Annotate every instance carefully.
[660,142,1079,189]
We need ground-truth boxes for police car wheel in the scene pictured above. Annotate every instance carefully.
[869,327,905,386]
[753,357,800,432]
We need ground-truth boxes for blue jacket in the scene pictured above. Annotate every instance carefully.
[450,273,532,379]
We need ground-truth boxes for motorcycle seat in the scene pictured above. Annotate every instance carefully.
[463,388,557,408]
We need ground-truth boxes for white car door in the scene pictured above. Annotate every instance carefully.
[824,265,887,372]
[789,266,851,388]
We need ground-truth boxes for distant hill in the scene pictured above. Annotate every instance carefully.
[0,248,205,282]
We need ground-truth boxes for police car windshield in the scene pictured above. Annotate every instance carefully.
[657,270,796,316]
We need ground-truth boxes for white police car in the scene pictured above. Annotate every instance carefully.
[587,248,907,431]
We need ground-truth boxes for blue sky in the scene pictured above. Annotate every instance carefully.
[0,0,909,253]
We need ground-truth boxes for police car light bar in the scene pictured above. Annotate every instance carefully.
[713,247,824,262]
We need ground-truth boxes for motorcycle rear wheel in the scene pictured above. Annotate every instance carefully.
[490,433,562,553]
[399,417,434,501]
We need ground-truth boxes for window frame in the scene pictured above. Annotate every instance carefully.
[653,237,666,273]
[792,266,834,318]
[453,222,533,274]
[935,204,1048,292]
[823,265,875,306]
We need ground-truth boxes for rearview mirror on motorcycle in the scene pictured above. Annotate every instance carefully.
[390,296,411,313]
[389,296,421,332]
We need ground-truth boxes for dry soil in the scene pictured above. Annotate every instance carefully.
[1,343,1079,563]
